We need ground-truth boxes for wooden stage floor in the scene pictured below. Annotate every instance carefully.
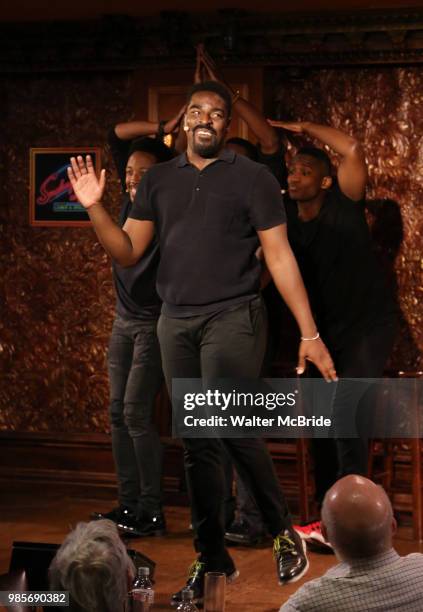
[1,489,422,612]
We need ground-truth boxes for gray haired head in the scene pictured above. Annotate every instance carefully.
[49,519,135,612]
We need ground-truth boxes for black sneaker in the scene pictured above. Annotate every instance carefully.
[225,518,265,546]
[91,506,135,527]
[274,527,309,584]
[118,511,167,538]
[171,555,239,606]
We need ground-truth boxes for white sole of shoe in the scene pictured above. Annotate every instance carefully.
[227,569,240,583]
[308,537,334,552]
[310,533,331,545]
[294,527,313,541]
[295,529,333,548]
[279,539,309,585]
[294,528,332,549]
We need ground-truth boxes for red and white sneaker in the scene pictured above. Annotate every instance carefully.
[293,521,333,551]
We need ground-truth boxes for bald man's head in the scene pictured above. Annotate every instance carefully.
[321,475,395,561]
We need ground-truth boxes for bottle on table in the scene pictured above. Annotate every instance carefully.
[131,566,154,611]
[175,587,199,611]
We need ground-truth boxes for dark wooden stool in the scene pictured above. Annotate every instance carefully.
[269,438,317,523]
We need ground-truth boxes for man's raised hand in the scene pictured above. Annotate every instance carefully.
[200,47,226,85]
[164,105,187,135]
[67,155,106,209]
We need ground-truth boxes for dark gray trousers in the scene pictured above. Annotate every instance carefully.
[108,315,163,515]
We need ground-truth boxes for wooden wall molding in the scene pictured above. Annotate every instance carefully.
[0,431,311,515]
[1,8,422,74]
[0,432,186,502]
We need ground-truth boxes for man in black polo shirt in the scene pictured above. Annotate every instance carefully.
[269,119,398,549]
[68,81,336,604]
[197,47,290,545]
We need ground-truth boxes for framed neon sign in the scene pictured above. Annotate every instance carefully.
[29,147,101,227]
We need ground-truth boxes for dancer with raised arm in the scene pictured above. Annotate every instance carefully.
[269,119,398,550]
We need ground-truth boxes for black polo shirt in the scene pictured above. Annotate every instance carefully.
[130,148,286,317]
[285,185,397,350]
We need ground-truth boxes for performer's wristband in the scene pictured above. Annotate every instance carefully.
[301,331,320,341]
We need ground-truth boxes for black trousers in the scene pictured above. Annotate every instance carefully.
[157,297,291,559]
[313,314,398,506]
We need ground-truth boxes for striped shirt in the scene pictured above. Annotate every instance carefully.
[280,549,423,611]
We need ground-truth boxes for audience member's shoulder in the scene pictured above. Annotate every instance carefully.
[279,573,333,611]
[402,552,423,566]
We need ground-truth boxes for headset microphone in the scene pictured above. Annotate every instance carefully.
[183,125,190,132]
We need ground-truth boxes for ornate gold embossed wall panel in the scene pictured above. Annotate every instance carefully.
[0,63,422,436]
[272,66,422,370]
[0,73,133,433]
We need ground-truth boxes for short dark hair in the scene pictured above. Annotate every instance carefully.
[296,146,332,176]
[226,137,258,161]
[128,137,174,163]
[186,80,232,117]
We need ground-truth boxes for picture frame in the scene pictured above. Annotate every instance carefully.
[29,147,101,227]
